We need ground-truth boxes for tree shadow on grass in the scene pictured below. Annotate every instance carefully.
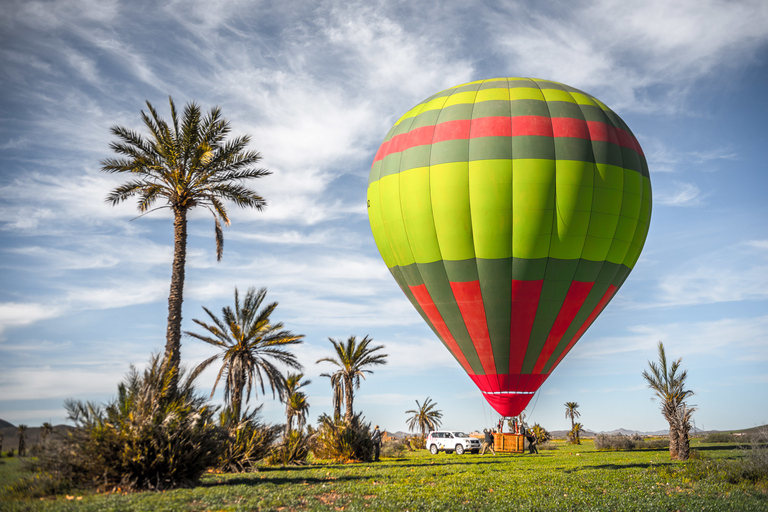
[202,473,368,487]
[563,462,676,473]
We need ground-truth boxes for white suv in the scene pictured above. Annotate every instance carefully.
[426,431,481,455]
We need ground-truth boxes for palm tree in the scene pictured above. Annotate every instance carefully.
[101,98,270,391]
[40,422,53,447]
[17,424,27,457]
[642,341,695,460]
[284,372,311,435]
[316,335,388,425]
[564,402,581,443]
[569,422,585,445]
[186,287,304,420]
[405,397,443,440]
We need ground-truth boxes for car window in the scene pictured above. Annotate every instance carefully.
[445,432,453,438]
[453,432,469,438]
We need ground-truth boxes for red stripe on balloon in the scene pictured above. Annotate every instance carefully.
[372,116,643,163]
[433,119,471,142]
[511,115,554,137]
[551,117,590,139]
[549,284,618,371]
[532,281,594,374]
[450,280,496,375]
[409,284,473,374]
[508,279,544,374]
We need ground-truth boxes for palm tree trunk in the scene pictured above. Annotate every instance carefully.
[344,376,354,426]
[668,426,679,459]
[164,206,187,393]
[232,384,243,422]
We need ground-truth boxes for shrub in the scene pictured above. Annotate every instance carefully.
[409,436,426,450]
[34,354,222,491]
[216,407,282,472]
[702,432,738,443]
[531,424,552,445]
[265,429,312,466]
[538,441,558,451]
[595,434,635,450]
[380,438,408,458]
[311,413,373,463]
[595,433,669,451]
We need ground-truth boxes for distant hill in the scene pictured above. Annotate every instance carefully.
[0,418,15,429]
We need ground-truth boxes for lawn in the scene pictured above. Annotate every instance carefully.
[1,440,766,511]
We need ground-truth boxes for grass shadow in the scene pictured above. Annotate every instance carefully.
[564,462,676,473]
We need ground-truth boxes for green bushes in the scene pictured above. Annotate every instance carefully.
[701,432,738,443]
[265,430,312,466]
[34,355,222,491]
[380,438,409,458]
[311,413,373,463]
[531,424,552,445]
[216,406,282,472]
[595,433,669,451]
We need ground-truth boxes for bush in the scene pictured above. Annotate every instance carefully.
[538,441,558,451]
[311,413,373,463]
[380,438,408,458]
[265,430,312,466]
[702,432,739,443]
[408,436,426,450]
[34,355,222,491]
[531,424,552,445]
[216,407,282,472]
[595,433,669,451]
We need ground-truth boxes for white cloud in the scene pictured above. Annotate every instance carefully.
[0,303,62,336]
[489,0,768,112]
[655,181,707,207]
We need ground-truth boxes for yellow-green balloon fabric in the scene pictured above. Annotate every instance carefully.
[367,78,651,416]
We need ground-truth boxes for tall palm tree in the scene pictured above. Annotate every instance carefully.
[316,335,388,425]
[564,402,581,443]
[186,287,304,421]
[101,98,270,391]
[405,397,443,440]
[284,372,311,435]
[642,341,695,460]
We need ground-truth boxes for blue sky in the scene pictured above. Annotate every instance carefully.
[1,0,766,434]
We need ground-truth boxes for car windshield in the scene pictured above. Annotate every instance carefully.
[453,432,469,438]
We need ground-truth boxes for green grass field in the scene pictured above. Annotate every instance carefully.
[1,440,766,511]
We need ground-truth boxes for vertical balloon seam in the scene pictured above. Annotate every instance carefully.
[397,92,462,370]
[509,77,528,407]
[542,86,607,375]
[456,80,489,378]
[543,85,600,376]
[419,83,483,376]
[546,95,634,374]
[528,77,563,384]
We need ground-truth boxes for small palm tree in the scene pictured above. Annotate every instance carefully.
[564,402,581,443]
[40,422,53,447]
[642,341,695,460]
[405,397,443,440]
[187,287,304,420]
[17,424,28,457]
[316,335,388,425]
[569,422,585,445]
[102,98,271,391]
[284,372,311,435]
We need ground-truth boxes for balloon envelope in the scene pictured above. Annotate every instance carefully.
[367,78,651,416]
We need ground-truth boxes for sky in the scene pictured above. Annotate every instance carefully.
[1,0,767,435]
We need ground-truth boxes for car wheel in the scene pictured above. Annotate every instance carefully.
[430,444,439,455]
[455,445,465,455]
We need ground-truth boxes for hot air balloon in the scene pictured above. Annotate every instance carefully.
[367,77,651,417]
